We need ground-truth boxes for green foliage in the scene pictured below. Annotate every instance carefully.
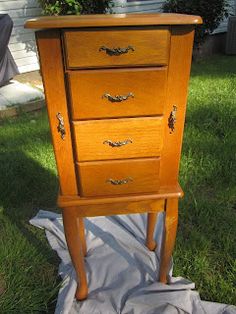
[162,0,229,46]
[78,0,113,14]
[38,0,113,16]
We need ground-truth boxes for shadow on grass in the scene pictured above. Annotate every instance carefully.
[0,111,61,312]
[1,148,57,229]
[191,55,236,78]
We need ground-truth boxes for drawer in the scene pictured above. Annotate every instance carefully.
[73,117,163,161]
[68,67,167,120]
[77,158,160,197]
[63,28,170,68]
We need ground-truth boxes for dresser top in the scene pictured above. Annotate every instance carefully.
[25,13,202,29]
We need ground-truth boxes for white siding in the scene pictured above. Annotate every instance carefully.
[0,0,235,73]
[0,0,41,73]
[113,0,164,13]
[114,0,236,34]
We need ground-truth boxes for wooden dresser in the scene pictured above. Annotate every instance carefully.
[25,13,202,300]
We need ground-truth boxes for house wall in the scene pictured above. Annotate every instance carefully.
[114,0,236,34]
[113,0,164,13]
[0,0,235,73]
[0,0,41,73]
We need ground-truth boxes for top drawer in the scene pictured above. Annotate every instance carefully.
[63,27,170,69]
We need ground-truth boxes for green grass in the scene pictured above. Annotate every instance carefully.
[177,56,236,304]
[0,55,235,312]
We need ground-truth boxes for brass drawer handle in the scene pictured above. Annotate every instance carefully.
[99,45,135,56]
[103,139,132,147]
[106,177,133,185]
[56,112,66,140]
[103,92,134,103]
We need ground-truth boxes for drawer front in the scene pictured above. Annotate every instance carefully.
[77,158,160,197]
[64,28,170,68]
[73,117,163,161]
[68,67,167,120]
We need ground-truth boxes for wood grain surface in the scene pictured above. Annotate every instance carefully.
[73,117,164,161]
[66,199,165,217]
[57,184,184,208]
[36,30,78,195]
[159,26,195,188]
[159,198,178,283]
[67,67,167,120]
[32,14,198,300]
[64,28,170,68]
[77,157,160,197]
[25,13,202,29]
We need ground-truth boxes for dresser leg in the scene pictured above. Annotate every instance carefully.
[159,198,178,283]
[79,217,87,257]
[146,213,157,251]
[62,207,88,300]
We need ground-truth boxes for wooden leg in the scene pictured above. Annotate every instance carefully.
[146,213,158,251]
[159,198,178,283]
[62,207,88,300]
[79,217,87,257]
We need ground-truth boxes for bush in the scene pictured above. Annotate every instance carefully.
[162,0,229,46]
[38,0,113,16]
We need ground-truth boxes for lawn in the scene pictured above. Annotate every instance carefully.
[0,55,235,313]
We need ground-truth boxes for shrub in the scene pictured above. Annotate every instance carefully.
[38,0,113,16]
[162,0,229,46]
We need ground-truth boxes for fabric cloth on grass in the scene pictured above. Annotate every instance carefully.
[30,210,236,314]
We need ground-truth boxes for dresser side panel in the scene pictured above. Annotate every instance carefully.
[36,30,78,195]
[160,26,194,188]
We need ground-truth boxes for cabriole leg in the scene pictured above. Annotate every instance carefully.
[62,207,88,300]
[159,198,178,283]
[146,213,158,251]
[79,217,87,257]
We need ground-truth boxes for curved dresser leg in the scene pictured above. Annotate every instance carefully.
[62,207,88,300]
[79,217,87,257]
[159,198,178,283]
[146,213,157,251]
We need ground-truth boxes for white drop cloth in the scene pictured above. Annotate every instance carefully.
[30,210,236,314]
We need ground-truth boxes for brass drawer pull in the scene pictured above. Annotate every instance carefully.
[56,112,66,140]
[103,92,134,103]
[99,45,135,56]
[103,139,132,147]
[106,177,133,185]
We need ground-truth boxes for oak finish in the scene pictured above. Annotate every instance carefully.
[57,184,183,209]
[36,31,78,196]
[146,213,158,251]
[25,13,202,29]
[64,28,170,68]
[26,13,200,301]
[159,198,178,282]
[62,208,88,299]
[73,117,164,161]
[159,27,195,188]
[66,199,165,218]
[77,157,160,197]
[67,67,167,120]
